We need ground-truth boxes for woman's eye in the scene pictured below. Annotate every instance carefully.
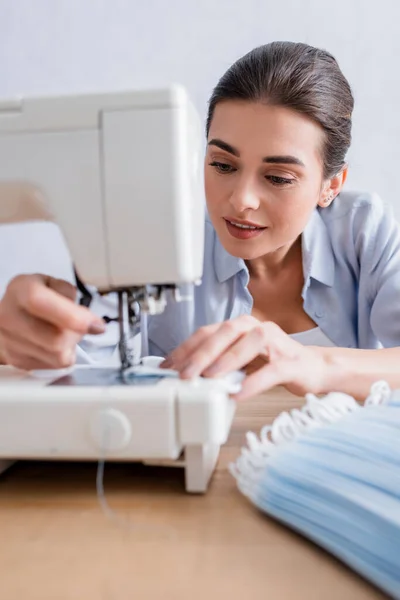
[209,161,236,174]
[266,175,295,186]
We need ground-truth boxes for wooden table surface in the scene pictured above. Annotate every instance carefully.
[0,384,387,600]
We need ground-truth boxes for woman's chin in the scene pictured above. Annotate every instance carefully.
[219,234,271,260]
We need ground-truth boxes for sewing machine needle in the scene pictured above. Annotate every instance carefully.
[118,291,131,372]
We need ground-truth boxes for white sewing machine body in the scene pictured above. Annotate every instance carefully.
[0,86,236,492]
[0,85,204,290]
[0,363,237,492]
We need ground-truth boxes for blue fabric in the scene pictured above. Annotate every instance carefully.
[239,394,400,598]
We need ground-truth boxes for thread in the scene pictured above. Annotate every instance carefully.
[95,416,177,539]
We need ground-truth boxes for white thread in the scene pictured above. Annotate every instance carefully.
[95,417,176,539]
[96,418,136,529]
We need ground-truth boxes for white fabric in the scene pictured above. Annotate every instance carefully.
[0,222,74,298]
[290,327,336,347]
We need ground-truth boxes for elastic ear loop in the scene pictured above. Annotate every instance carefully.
[95,417,177,539]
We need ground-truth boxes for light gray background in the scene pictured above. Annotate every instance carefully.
[0,0,399,290]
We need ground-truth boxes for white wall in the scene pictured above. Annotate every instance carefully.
[0,0,399,288]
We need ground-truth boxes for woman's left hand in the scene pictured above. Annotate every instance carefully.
[161,316,332,400]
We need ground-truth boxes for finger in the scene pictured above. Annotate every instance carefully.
[47,276,77,301]
[3,326,76,368]
[179,316,260,379]
[2,330,76,370]
[244,354,269,375]
[202,320,295,378]
[1,308,72,354]
[6,349,71,372]
[5,351,51,372]
[201,325,267,378]
[21,280,104,335]
[234,363,287,401]
[164,323,220,369]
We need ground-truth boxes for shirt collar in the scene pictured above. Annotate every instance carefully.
[302,207,335,287]
[211,208,335,287]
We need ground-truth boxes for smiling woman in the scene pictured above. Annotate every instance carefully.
[205,102,331,256]
[2,41,400,402]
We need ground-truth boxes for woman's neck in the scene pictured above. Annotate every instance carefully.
[245,236,302,281]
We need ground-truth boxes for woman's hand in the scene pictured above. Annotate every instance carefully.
[161,315,332,399]
[0,274,105,371]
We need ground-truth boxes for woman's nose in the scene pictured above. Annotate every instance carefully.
[229,178,260,213]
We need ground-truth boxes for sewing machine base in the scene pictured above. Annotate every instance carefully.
[0,366,237,492]
[0,443,221,493]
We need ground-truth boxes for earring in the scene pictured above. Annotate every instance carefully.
[324,192,335,205]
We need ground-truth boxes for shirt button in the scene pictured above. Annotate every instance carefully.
[315,310,324,319]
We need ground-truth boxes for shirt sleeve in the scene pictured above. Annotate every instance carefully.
[359,196,400,346]
[147,284,196,357]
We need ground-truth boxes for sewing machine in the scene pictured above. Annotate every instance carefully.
[0,86,238,492]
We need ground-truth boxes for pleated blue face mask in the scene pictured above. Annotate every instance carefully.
[230,382,400,600]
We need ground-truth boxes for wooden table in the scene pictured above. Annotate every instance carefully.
[0,385,387,600]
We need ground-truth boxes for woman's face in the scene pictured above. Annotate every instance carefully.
[205,101,331,260]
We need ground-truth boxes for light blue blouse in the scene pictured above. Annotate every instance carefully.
[77,190,400,363]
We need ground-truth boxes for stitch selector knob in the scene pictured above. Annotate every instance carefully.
[89,409,132,452]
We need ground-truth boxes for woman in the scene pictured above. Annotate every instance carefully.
[1,41,400,401]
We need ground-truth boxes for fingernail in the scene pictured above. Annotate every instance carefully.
[88,320,106,335]
[180,363,197,379]
[160,358,173,369]
[203,362,221,377]
[62,349,75,366]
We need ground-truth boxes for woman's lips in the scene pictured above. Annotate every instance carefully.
[224,218,267,240]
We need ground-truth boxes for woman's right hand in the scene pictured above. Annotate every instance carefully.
[0,274,106,371]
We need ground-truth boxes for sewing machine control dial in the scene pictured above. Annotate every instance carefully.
[89,408,132,452]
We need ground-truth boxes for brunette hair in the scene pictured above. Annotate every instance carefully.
[206,41,354,178]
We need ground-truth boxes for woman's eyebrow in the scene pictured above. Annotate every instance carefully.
[263,155,305,167]
[208,138,239,156]
[208,138,305,167]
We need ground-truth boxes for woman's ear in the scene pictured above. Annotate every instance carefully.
[318,166,348,208]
